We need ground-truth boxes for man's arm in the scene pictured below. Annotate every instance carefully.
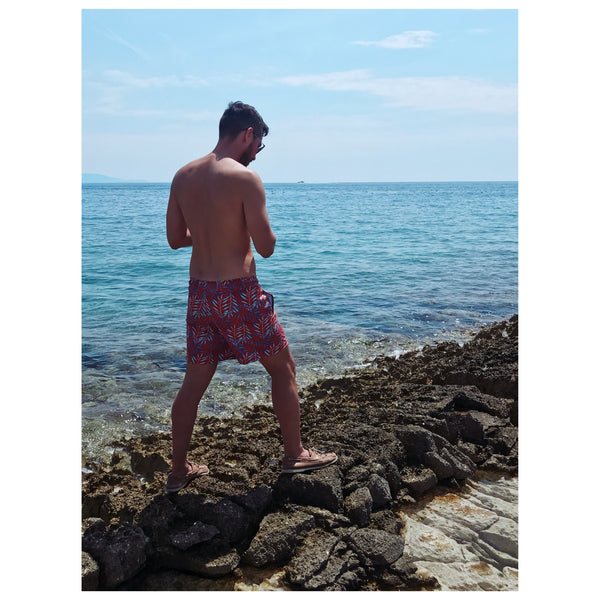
[243,171,276,258]
[166,185,192,249]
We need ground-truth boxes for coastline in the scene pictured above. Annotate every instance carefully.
[82,315,518,591]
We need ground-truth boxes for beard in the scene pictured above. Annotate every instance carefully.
[239,141,254,166]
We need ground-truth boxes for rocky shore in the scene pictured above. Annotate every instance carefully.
[82,315,518,591]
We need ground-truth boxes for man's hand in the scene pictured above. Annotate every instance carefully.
[243,170,276,258]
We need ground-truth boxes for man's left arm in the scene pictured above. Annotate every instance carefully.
[166,186,192,249]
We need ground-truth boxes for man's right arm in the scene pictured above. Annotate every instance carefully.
[242,171,276,258]
[166,182,192,249]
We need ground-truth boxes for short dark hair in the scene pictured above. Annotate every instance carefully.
[218,101,269,140]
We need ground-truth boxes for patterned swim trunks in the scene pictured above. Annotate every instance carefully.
[186,276,288,365]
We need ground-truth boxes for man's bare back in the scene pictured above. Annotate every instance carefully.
[166,132,276,282]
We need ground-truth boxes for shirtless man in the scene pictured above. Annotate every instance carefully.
[164,101,337,493]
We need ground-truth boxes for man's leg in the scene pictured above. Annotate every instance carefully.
[170,361,217,475]
[260,346,308,459]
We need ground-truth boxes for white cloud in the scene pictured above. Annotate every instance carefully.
[279,70,517,114]
[353,31,437,49]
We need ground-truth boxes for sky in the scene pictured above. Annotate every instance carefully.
[82,8,518,183]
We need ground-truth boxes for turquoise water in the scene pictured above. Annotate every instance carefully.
[82,181,517,461]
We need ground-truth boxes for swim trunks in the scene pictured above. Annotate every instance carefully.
[186,276,288,365]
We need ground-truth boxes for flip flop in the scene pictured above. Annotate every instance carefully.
[281,448,338,474]
[164,461,209,493]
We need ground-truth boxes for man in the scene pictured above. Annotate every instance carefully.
[164,101,337,493]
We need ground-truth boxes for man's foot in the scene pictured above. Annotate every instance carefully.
[164,461,209,493]
[281,448,338,474]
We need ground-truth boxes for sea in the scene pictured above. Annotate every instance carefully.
[82,181,517,463]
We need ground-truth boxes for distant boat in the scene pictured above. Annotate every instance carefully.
[297,180,305,184]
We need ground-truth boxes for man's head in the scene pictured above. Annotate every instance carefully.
[219,101,269,166]
[219,101,269,140]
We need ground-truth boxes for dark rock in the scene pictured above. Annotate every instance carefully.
[367,474,392,508]
[175,497,252,545]
[243,511,315,567]
[381,459,403,496]
[287,529,362,591]
[82,521,151,590]
[296,505,352,530]
[137,496,182,546]
[275,466,343,513]
[231,485,272,516]
[396,425,476,482]
[369,510,406,536]
[487,426,518,455]
[453,390,510,418]
[348,528,405,568]
[169,521,219,550]
[400,466,437,496]
[457,440,492,465]
[344,465,371,495]
[445,412,486,444]
[423,450,454,479]
[158,541,240,577]
[344,487,373,526]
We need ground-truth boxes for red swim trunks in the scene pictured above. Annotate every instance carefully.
[186,276,288,365]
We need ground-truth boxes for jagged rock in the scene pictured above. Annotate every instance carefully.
[348,528,405,568]
[82,521,151,589]
[452,390,510,419]
[343,487,373,526]
[275,466,343,512]
[174,496,253,545]
[487,427,518,455]
[444,412,486,444]
[396,426,476,483]
[367,474,392,508]
[243,511,315,567]
[423,450,454,479]
[286,529,362,591]
[137,495,182,546]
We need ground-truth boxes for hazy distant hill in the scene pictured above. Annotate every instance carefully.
[82,173,148,183]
